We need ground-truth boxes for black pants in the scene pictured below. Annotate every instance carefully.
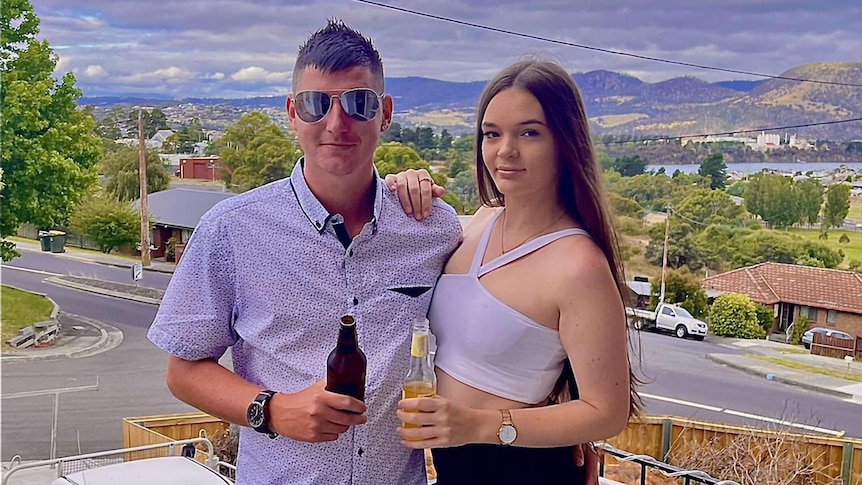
[431,444,585,485]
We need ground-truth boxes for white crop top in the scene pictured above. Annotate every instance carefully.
[429,210,590,404]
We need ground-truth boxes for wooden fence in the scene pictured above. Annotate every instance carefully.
[606,416,862,485]
[123,413,861,485]
[811,332,859,360]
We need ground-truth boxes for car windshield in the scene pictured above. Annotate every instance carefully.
[674,307,693,318]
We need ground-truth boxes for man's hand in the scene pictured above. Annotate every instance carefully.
[384,169,445,220]
[574,442,601,485]
[269,380,367,442]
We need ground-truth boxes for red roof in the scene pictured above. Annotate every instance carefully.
[703,262,862,315]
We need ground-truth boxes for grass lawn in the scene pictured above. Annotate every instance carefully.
[848,196,862,222]
[1,285,54,345]
[783,227,862,265]
[6,235,142,262]
[751,355,862,382]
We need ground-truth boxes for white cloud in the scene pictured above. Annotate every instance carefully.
[230,66,290,83]
[153,66,195,80]
[83,65,109,78]
[203,72,225,80]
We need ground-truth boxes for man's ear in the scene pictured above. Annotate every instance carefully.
[381,94,394,132]
[286,95,297,129]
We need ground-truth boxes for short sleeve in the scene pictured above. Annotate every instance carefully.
[147,212,237,361]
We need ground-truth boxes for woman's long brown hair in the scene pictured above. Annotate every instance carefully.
[475,59,642,417]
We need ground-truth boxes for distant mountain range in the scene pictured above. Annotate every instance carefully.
[80,62,862,140]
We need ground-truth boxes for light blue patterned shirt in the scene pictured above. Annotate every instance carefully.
[148,160,462,485]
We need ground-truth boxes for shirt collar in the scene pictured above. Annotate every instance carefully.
[289,158,384,234]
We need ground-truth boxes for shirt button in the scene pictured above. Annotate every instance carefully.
[348,249,353,257]
[357,447,364,457]
[353,297,359,306]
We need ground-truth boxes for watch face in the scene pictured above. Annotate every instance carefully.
[499,425,517,444]
[247,402,265,428]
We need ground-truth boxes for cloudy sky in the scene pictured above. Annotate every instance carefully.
[36,0,862,98]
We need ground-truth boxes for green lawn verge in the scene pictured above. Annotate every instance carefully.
[750,355,862,382]
[1,285,55,345]
[783,228,862,264]
[6,235,141,262]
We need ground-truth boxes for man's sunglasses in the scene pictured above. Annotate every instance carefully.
[292,88,384,124]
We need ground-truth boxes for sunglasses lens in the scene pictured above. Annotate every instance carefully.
[295,91,331,123]
[341,89,380,122]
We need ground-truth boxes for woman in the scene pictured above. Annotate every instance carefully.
[389,59,639,484]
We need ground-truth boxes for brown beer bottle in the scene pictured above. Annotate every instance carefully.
[325,315,367,401]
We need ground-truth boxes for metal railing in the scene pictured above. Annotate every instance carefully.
[597,442,742,485]
[1,436,217,485]
[1,378,100,465]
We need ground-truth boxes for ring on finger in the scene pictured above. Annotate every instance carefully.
[418,178,433,184]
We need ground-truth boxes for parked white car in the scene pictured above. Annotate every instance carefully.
[626,303,708,340]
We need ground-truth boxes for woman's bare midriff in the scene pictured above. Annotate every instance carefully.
[436,368,547,410]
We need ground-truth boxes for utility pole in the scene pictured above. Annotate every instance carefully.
[659,207,671,304]
[138,111,151,267]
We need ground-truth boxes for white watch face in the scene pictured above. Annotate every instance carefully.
[499,424,517,444]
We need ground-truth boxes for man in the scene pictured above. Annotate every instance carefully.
[148,19,461,484]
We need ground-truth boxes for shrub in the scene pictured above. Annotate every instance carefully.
[789,315,809,345]
[754,303,776,335]
[69,197,142,254]
[708,293,764,339]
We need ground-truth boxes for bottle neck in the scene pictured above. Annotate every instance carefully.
[337,324,358,352]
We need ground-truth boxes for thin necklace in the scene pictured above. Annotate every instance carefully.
[500,209,567,255]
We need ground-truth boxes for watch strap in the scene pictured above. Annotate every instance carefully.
[251,390,278,438]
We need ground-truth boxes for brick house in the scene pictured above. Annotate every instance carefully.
[703,262,862,339]
[134,188,234,260]
[178,156,221,181]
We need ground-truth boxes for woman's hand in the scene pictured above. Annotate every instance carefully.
[396,396,483,449]
[384,169,445,220]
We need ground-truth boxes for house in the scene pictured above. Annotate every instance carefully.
[178,156,221,181]
[133,188,234,259]
[703,262,862,338]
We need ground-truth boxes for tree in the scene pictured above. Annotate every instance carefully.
[69,196,142,254]
[743,173,799,228]
[127,108,169,139]
[162,118,205,154]
[102,143,171,201]
[649,269,709,319]
[373,142,429,176]
[439,129,453,151]
[795,178,823,226]
[95,106,126,140]
[611,155,647,177]
[215,112,301,192]
[708,293,764,339]
[698,152,727,190]
[823,183,850,228]
[674,188,745,226]
[1,0,102,261]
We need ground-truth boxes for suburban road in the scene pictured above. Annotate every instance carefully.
[2,250,860,461]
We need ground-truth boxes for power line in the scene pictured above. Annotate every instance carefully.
[352,0,862,88]
[389,116,862,149]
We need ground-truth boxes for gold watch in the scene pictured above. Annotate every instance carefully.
[497,409,517,446]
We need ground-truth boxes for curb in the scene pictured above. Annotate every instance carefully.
[1,313,123,362]
[705,353,855,400]
[44,276,163,305]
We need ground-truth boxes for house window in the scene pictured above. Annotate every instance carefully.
[827,310,837,325]
[800,306,819,322]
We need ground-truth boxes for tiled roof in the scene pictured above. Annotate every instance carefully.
[703,262,862,315]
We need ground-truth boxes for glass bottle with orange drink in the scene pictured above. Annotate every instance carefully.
[402,318,436,432]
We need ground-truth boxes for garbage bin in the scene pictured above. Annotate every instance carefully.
[48,230,66,253]
[39,231,51,251]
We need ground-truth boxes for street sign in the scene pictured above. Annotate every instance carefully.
[132,263,143,281]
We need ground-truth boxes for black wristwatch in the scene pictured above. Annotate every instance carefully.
[247,390,278,439]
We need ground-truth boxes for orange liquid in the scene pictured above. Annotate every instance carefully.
[402,381,436,437]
